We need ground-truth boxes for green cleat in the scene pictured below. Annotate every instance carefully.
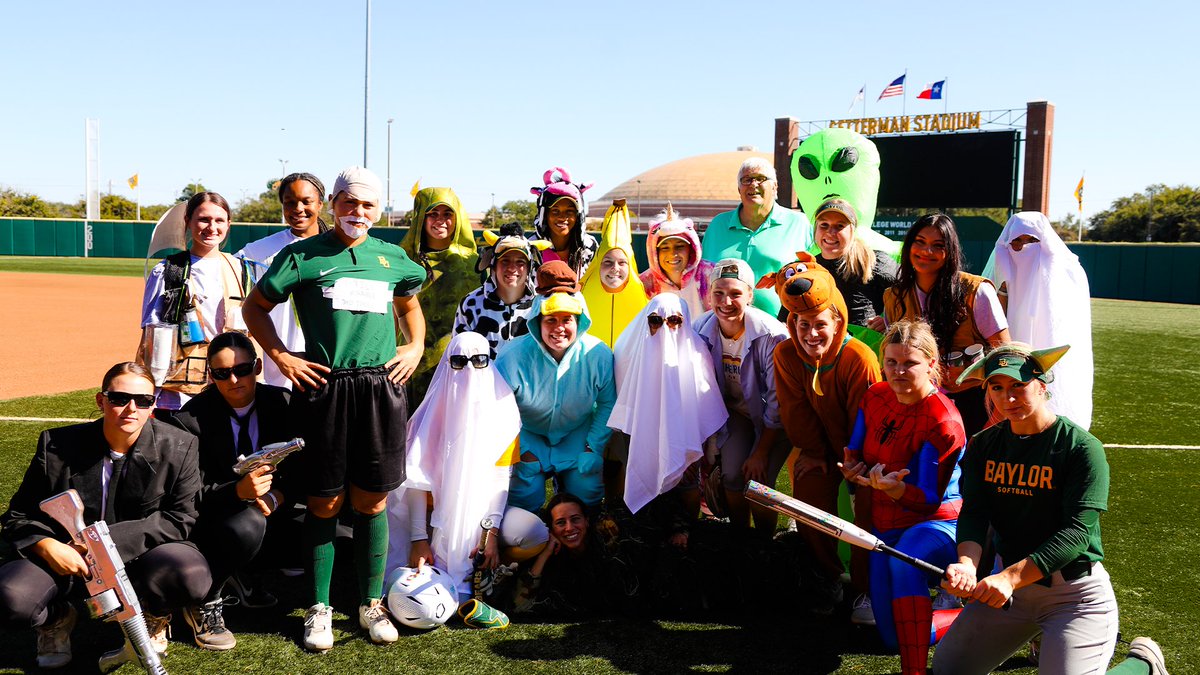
[457,599,509,630]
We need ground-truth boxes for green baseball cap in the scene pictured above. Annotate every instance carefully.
[957,344,1070,387]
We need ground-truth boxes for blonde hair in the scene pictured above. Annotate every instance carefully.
[880,319,941,388]
[836,232,877,285]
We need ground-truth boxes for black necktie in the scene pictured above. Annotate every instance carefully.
[105,455,126,522]
[232,406,256,459]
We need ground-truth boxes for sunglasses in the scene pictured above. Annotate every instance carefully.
[647,314,684,330]
[210,361,256,381]
[449,354,491,370]
[103,391,157,409]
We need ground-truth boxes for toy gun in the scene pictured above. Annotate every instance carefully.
[233,438,304,475]
[39,489,167,675]
[472,517,495,601]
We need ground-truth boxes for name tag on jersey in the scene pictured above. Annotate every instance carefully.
[323,277,391,314]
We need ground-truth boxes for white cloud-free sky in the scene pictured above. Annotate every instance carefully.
[1,1,1194,221]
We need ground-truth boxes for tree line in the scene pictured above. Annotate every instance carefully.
[3,181,1197,242]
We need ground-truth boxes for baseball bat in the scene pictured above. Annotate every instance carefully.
[744,481,1010,608]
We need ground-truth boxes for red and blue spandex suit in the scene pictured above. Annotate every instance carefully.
[848,382,966,675]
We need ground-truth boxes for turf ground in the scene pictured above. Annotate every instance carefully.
[0,258,1196,673]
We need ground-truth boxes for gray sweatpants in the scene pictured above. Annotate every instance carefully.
[932,562,1119,674]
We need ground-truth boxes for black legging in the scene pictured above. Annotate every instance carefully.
[0,541,211,628]
[189,503,267,601]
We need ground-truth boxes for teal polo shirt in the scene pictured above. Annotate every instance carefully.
[702,204,813,316]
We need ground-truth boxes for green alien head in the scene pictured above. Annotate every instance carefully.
[792,127,881,228]
[792,128,900,260]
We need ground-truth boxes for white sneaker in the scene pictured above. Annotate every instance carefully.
[36,603,76,669]
[850,594,876,626]
[932,587,963,611]
[358,599,398,645]
[303,603,334,652]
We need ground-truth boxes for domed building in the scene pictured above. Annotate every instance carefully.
[587,147,770,231]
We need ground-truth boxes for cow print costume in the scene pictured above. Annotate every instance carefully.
[453,277,536,358]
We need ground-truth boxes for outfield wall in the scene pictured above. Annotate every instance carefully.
[2,218,1198,305]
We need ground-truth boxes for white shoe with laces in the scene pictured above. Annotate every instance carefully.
[850,593,876,626]
[359,599,398,644]
[303,603,334,653]
[35,603,76,669]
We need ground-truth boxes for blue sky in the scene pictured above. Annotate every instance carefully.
[1,1,1194,222]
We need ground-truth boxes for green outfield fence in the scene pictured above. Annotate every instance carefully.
[2,217,1199,305]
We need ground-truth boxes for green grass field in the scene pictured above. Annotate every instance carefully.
[0,292,1197,673]
[0,256,146,278]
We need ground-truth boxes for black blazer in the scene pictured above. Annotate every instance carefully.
[170,383,297,511]
[0,419,201,563]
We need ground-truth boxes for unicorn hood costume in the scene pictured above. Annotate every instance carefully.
[391,331,520,598]
[580,199,648,348]
[530,166,598,278]
[984,211,1093,428]
[639,204,715,319]
[609,293,728,513]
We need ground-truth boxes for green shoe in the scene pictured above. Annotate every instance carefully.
[457,599,509,630]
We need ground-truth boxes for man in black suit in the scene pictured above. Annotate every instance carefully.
[171,331,298,647]
[0,363,210,670]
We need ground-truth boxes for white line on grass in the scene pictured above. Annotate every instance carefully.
[1,416,1198,450]
[1104,444,1200,450]
[0,416,93,423]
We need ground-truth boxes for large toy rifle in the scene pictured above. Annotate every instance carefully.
[40,489,168,675]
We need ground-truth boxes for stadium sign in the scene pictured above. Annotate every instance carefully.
[827,111,983,136]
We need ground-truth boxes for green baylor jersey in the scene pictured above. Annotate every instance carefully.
[258,231,426,369]
[958,416,1109,575]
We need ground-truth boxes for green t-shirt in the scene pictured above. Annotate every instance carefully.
[258,231,426,369]
[957,416,1109,577]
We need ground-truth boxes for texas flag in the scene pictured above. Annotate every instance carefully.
[917,80,945,100]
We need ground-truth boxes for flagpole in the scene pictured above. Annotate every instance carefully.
[943,76,948,114]
[902,68,907,116]
[862,82,867,118]
[1077,171,1085,241]
[136,178,141,221]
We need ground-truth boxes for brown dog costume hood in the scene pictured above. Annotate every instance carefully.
[757,251,850,394]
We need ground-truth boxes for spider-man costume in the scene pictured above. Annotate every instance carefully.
[848,381,966,675]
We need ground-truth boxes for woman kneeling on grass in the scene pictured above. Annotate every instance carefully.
[932,343,1169,675]
[0,362,212,670]
[840,319,966,675]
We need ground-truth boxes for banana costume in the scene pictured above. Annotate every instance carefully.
[580,200,647,348]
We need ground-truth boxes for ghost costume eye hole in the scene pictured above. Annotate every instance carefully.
[796,155,820,181]
[830,147,859,173]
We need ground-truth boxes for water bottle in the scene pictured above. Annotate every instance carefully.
[181,308,203,345]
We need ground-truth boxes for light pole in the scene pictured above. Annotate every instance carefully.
[362,0,371,167]
[386,118,394,217]
[636,180,642,229]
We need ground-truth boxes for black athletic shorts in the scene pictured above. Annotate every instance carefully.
[293,365,408,497]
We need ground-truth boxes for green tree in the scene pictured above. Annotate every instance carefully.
[1051,212,1087,241]
[140,204,172,222]
[235,188,283,224]
[100,194,140,220]
[1088,184,1200,242]
[0,188,57,217]
[178,182,208,202]
[478,199,537,231]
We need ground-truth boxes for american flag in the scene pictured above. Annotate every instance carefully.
[877,74,905,101]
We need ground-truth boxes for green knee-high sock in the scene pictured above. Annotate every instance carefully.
[353,510,389,605]
[1106,657,1150,675]
[305,512,338,606]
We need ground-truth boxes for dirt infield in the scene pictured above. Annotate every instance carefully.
[0,272,143,400]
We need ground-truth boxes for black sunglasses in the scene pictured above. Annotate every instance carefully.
[103,391,157,409]
[647,314,684,329]
[210,361,256,381]
[449,354,491,370]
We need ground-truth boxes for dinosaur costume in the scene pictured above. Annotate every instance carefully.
[401,187,480,402]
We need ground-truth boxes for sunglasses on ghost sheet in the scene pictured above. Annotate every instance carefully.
[102,391,157,409]
[647,314,684,330]
[449,354,491,370]
[210,361,257,381]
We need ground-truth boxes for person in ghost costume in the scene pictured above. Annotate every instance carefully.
[385,331,520,627]
[609,294,728,545]
[983,212,1093,429]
